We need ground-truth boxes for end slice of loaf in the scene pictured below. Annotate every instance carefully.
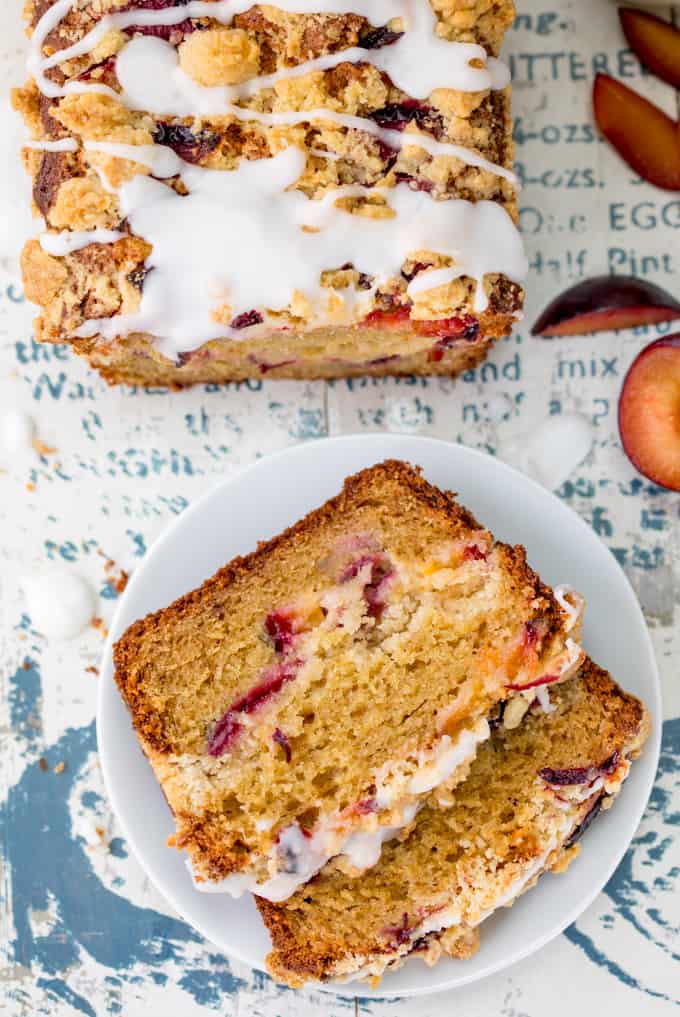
[114,460,583,900]
[258,659,650,987]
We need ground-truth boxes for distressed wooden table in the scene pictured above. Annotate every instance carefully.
[1,1,679,1014]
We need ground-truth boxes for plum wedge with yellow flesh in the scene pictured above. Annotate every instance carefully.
[593,74,680,191]
[532,276,680,337]
[620,8,680,90]
[619,335,680,491]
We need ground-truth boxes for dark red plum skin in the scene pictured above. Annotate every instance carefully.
[382,912,413,946]
[532,275,680,337]
[564,794,604,848]
[538,750,619,786]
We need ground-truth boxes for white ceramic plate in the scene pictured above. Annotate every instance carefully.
[98,434,661,999]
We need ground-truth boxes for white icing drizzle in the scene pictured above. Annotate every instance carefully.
[30,0,525,353]
[308,147,342,162]
[24,138,79,152]
[71,145,526,357]
[85,140,184,177]
[340,802,420,870]
[408,265,465,297]
[535,684,556,714]
[554,584,585,633]
[190,718,488,901]
[40,228,126,256]
[189,823,329,902]
[116,37,516,183]
[29,0,508,101]
[561,637,585,674]
[406,721,489,796]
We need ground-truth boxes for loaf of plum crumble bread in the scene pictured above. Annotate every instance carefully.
[15,0,526,386]
[259,659,650,987]
[113,461,584,901]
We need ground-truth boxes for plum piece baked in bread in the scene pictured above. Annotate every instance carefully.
[113,461,584,900]
[258,659,650,987]
[15,0,525,386]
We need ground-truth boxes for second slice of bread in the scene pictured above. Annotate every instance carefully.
[259,659,650,986]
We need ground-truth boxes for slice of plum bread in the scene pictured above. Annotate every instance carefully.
[15,0,525,385]
[113,460,584,901]
[259,659,650,987]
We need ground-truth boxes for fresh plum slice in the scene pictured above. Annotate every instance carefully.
[620,8,680,90]
[593,74,680,191]
[532,274,680,337]
[618,333,680,491]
